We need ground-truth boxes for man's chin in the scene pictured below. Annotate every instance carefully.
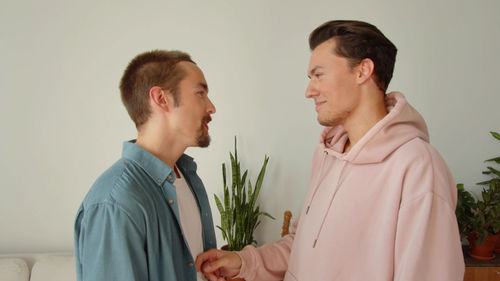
[318,116,342,127]
[197,134,211,148]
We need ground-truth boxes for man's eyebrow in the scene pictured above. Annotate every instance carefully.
[308,66,323,78]
[198,82,208,92]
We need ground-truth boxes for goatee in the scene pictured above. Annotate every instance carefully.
[197,115,212,147]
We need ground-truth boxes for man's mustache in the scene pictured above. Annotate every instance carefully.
[202,115,212,124]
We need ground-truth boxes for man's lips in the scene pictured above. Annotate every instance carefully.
[203,115,212,130]
[315,101,326,112]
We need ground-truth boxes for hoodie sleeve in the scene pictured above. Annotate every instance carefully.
[394,147,465,281]
[234,216,298,281]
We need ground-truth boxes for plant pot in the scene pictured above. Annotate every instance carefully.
[495,234,500,253]
[221,245,245,281]
[468,234,500,260]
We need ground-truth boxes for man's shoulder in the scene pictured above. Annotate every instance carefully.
[82,157,155,210]
[394,138,455,201]
[392,137,444,165]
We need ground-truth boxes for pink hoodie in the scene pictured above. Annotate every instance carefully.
[236,92,464,281]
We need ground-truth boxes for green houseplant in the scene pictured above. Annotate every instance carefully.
[214,138,275,251]
[456,131,500,259]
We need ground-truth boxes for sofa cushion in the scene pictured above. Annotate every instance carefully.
[0,258,29,281]
[30,255,75,281]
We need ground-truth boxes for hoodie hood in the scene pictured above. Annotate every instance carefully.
[320,92,429,164]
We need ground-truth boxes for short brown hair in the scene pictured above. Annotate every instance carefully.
[119,50,194,128]
[309,20,397,92]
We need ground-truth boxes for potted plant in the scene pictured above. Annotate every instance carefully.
[214,137,275,252]
[456,183,476,240]
[479,131,500,253]
[465,184,500,260]
[456,131,500,260]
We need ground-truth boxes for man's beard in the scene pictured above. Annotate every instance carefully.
[196,115,212,147]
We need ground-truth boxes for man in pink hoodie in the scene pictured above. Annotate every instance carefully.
[196,20,465,281]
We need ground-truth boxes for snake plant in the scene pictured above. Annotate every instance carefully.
[214,137,275,251]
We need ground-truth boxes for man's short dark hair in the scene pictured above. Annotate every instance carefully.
[119,50,194,128]
[309,20,397,92]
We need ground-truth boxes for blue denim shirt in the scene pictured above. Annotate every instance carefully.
[74,141,217,281]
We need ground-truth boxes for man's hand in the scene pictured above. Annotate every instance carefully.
[195,249,242,281]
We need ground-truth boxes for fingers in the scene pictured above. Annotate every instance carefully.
[195,249,219,271]
[202,270,223,281]
[202,267,225,281]
[196,249,242,281]
[203,255,229,272]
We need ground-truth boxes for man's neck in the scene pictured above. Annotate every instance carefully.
[135,129,186,170]
[343,92,388,153]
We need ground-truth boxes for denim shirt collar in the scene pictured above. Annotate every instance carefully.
[121,140,198,185]
[122,140,177,185]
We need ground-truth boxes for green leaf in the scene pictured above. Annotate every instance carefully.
[214,194,225,214]
[258,211,276,220]
[234,136,238,163]
[250,156,269,211]
[216,226,227,240]
[241,170,248,191]
[478,201,486,210]
[482,191,491,203]
[224,186,230,215]
[487,167,500,178]
[485,156,500,164]
[478,180,492,185]
[493,224,500,234]
[248,180,253,202]
[222,163,227,189]
[490,131,500,141]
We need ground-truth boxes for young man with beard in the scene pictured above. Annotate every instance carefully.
[75,50,217,281]
[196,20,464,281]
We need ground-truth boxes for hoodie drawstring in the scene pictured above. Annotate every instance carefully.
[305,149,329,215]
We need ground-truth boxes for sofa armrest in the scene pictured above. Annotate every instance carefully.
[0,258,30,281]
[30,254,75,281]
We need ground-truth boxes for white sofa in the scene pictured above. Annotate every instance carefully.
[0,253,75,281]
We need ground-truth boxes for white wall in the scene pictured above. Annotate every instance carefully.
[1,0,499,253]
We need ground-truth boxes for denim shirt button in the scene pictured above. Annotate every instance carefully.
[168,200,174,205]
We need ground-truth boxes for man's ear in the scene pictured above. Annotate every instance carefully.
[149,86,173,112]
[356,58,375,85]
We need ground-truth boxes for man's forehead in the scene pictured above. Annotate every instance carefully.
[308,50,328,74]
[180,62,207,84]
[308,46,329,72]
[179,61,201,74]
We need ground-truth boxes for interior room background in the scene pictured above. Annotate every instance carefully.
[1,0,499,253]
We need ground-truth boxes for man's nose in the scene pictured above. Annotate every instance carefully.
[305,80,318,99]
[207,98,216,114]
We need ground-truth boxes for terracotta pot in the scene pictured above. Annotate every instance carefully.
[495,234,500,253]
[220,245,245,281]
[468,234,500,260]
